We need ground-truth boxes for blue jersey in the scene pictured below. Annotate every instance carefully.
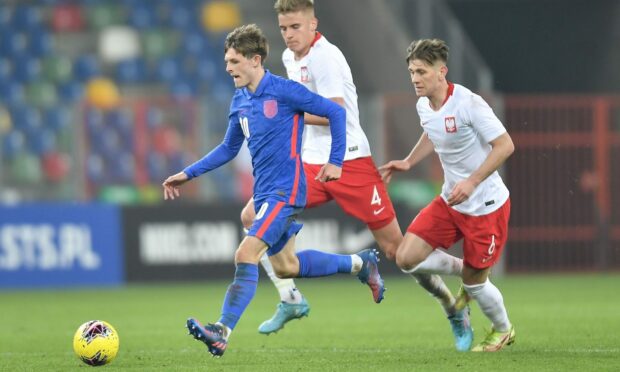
[184,70,346,207]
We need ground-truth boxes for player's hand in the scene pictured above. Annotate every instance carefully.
[447,179,476,206]
[162,172,190,200]
[315,163,342,183]
[378,160,410,184]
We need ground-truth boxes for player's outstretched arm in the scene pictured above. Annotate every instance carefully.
[379,132,434,183]
[315,163,342,182]
[162,171,190,200]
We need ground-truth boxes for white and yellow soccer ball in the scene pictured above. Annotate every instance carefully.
[73,320,120,366]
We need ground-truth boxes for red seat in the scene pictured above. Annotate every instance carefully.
[51,4,84,32]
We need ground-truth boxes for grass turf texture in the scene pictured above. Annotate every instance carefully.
[1,274,619,371]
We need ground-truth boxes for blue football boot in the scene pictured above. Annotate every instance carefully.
[448,306,474,352]
[258,297,310,334]
[186,318,228,357]
[356,249,386,303]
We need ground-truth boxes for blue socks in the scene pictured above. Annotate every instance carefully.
[218,263,258,330]
[296,250,352,277]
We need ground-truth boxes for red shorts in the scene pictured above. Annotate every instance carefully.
[407,196,511,269]
[303,157,396,230]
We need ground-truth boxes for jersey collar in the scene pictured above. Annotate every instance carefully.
[442,82,455,106]
[246,69,271,97]
[310,32,322,47]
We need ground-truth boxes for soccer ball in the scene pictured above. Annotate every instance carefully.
[72,320,120,366]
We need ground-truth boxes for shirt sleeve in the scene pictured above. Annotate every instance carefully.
[283,80,346,166]
[466,94,507,143]
[311,49,345,99]
[183,113,245,179]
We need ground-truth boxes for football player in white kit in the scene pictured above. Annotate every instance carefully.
[380,38,516,352]
[240,0,472,351]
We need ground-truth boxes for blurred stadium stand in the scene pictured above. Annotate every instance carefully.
[0,0,617,272]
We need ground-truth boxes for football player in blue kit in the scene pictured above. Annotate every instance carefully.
[162,24,385,357]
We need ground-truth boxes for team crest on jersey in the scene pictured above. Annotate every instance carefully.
[263,100,278,118]
[300,66,309,83]
[445,116,457,133]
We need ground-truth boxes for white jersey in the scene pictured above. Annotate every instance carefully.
[417,83,509,216]
[282,33,371,164]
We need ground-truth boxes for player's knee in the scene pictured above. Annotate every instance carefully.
[395,246,422,272]
[272,265,296,279]
[240,205,254,229]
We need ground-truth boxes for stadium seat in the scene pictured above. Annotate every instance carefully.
[28,128,57,156]
[128,3,159,30]
[42,55,72,83]
[13,57,42,83]
[51,4,85,32]
[0,58,12,83]
[28,28,54,57]
[10,152,43,184]
[201,1,241,33]
[155,56,183,82]
[147,151,167,182]
[25,81,58,107]
[58,80,84,102]
[42,151,71,182]
[110,151,135,182]
[2,130,26,159]
[11,105,42,136]
[0,81,26,106]
[170,4,200,31]
[86,153,106,183]
[115,57,149,84]
[170,79,199,98]
[44,106,72,133]
[86,4,125,30]
[0,33,29,57]
[99,26,141,63]
[12,5,43,31]
[141,29,177,61]
[106,109,134,140]
[73,55,101,82]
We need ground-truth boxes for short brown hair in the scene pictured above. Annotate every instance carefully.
[274,0,314,14]
[406,39,449,66]
[224,24,269,64]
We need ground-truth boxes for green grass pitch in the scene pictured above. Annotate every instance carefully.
[1,274,619,371]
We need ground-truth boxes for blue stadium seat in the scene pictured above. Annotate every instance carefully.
[170,4,200,31]
[86,153,106,183]
[44,106,72,133]
[85,108,105,136]
[73,55,101,82]
[11,105,42,136]
[0,33,29,57]
[170,79,199,98]
[110,151,135,182]
[2,130,27,159]
[28,128,57,156]
[0,81,26,106]
[128,3,159,30]
[12,5,43,31]
[106,109,134,141]
[13,56,42,83]
[0,58,12,83]
[28,28,54,57]
[115,57,149,84]
[146,106,163,130]
[58,80,84,102]
[155,56,183,83]
[147,151,167,182]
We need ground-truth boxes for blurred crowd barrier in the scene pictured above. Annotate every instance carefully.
[382,93,620,272]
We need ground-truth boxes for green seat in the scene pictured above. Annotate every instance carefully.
[11,153,43,184]
[42,55,72,83]
[142,29,177,61]
[86,4,124,30]
[25,81,58,107]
